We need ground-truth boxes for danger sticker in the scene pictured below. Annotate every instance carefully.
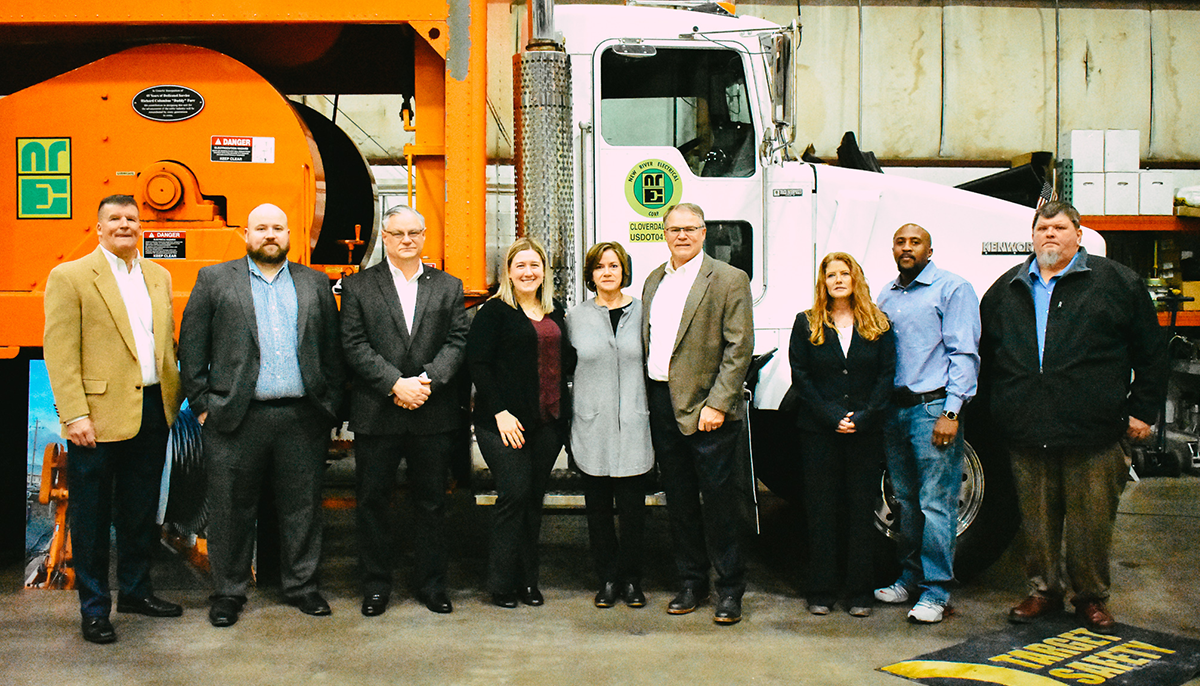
[210,136,275,163]
[143,231,185,259]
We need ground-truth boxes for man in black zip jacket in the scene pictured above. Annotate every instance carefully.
[979,200,1166,634]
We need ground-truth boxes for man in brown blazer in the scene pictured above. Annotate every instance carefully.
[642,202,754,624]
[43,194,184,644]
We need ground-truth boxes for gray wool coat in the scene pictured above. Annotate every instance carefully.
[566,297,654,477]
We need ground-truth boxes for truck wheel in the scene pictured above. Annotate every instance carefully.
[750,408,1019,581]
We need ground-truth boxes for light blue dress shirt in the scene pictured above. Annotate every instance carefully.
[1028,250,1083,369]
[877,261,981,415]
[248,258,305,400]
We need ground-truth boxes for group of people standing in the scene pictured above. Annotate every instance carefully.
[788,201,1166,634]
[43,192,1164,645]
[43,197,755,643]
[469,201,755,626]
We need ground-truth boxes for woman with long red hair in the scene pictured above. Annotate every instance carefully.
[787,252,895,617]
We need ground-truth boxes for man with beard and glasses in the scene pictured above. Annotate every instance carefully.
[179,203,344,627]
[980,200,1166,634]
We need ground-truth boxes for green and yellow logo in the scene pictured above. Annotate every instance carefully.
[625,159,682,219]
[17,138,72,219]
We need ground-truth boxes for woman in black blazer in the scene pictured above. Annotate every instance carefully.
[468,237,572,608]
[788,251,895,618]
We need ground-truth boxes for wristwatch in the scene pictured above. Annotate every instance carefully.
[941,410,959,422]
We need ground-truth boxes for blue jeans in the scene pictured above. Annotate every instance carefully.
[884,399,962,605]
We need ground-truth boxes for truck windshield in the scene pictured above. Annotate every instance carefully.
[600,47,755,179]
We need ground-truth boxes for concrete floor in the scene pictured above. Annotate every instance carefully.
[3,475,1199,686]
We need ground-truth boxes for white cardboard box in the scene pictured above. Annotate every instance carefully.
[1104,130,1140,172]
[1073,173,1105,215]
[1105,172,1139,215]
[1070,130,1105,172]
[1140,172,1175,215]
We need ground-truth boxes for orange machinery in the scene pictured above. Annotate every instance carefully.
[25,443,75,589]
[0,0,489,357]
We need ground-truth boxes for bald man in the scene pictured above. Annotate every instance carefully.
[873,223,979,624]
[179,203,345,627]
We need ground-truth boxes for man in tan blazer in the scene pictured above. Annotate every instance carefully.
[642,202,753,625]
[44,194,183,644]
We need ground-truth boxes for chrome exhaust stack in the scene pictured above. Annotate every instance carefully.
[513,0,575,303]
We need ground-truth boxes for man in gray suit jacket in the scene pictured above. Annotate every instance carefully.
[642,202,754,625]
[179,203,345,627]
[340,206,469,616]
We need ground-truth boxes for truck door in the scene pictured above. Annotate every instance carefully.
[592,44,764,298]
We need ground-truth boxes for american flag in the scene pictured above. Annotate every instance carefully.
[1036,177,1056,209]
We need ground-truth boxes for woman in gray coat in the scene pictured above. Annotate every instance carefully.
[566,241,654,609]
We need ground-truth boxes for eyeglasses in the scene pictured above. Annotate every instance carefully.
[383,229,426,240]
[664,225,704,236]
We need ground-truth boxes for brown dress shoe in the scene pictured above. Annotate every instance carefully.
[1008,595,1063,623]
[1075,600,1116,634]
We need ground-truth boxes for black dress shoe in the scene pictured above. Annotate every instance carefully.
[361,593,389,617]
[117,594,183,618]
[667,587,708,615]
[492,592,519,608]
[81,617,116,644]
[713,595,742,625]
[418,590,453,614]
[594,582,619,608]
[518,586,544,606]
[209,596,243,627]
[622,582,647,608]
[287,591,331,616]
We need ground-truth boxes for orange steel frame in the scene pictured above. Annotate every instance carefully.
[0,0,489,357]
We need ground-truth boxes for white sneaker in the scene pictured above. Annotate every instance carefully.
[907,599,945,624]
[873,582,910,604]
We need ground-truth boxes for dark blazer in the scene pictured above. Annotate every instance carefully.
[787,313,896,434]
[641,254,754,435]
[340,261,469,436]
[179,257,345,433]
[467,298,572,434]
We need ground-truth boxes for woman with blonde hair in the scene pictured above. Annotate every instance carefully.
[468,237,572,608]
[787,251,895,617]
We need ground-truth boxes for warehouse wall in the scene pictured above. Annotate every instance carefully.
[747,1,1200,162]
[314,2,1200,166]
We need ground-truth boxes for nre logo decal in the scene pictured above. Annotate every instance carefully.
[17,138,71,219]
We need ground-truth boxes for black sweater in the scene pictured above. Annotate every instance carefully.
[979,249,1167,448]
[467,298,572,433]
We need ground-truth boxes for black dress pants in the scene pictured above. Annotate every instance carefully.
[355,431,453,597]
[581,472,648,585]
[204,399,329,600]
[68,386,169,618]
[800,430,880,607]
[476,422,563,594]
[647,381,747,599]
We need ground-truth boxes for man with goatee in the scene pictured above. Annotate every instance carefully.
[980,201,1165,634]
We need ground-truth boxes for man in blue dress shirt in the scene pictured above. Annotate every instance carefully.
[180,203,344,627]
[874,223,980,624]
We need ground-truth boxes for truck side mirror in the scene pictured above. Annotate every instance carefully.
[760,32,791,126]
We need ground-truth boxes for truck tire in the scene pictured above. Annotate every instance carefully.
[750,408,1019,581]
